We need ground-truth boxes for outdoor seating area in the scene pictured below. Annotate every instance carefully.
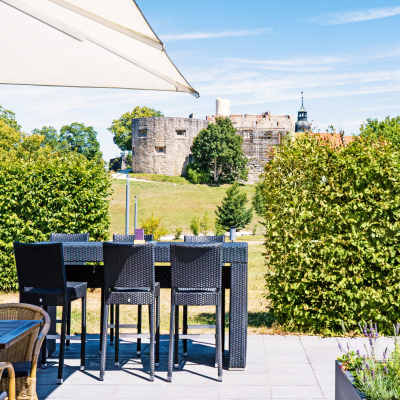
[0,232,250,400]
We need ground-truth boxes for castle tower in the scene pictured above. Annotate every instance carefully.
[295,92,311,132]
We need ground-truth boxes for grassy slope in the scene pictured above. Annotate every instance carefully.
[110,179,259,234]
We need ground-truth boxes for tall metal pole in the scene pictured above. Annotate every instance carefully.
[134,196,138,231]
[125,174,130,235]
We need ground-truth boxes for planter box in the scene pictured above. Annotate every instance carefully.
[335,360,365,400]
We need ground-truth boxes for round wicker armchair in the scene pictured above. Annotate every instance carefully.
[0,304,50,400]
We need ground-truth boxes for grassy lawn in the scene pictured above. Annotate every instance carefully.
[110,179,258,234]
[1,179,273,335]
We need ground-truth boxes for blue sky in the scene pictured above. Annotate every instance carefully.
[1,0,400,161]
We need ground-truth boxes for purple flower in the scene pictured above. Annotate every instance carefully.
[347,343,350,352]
[356,349,360,357]
[383,347,388,360]
[365,363,370,370]
[371,369,375,378]
[338,342,342,352]
[384,366,388,374]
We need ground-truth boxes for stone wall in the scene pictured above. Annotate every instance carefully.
[131,117,208,176]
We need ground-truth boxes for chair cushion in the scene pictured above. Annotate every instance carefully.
[2,361,31,377]
[0,391,7,400]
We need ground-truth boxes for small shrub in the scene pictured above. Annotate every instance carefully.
[214,220,225,236]
[140,213,167,241]
[174,228,182,240]
[186,163,210,184]
[190,215,200,236]
[252,225,257,236]
[200,212,211,236]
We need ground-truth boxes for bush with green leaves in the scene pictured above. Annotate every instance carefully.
[360,116,400,146]
[185,163,210,184]
[140,213,167,240]
[0,121,112,291]
[255,133,400,334]
[216,182,252,231]
[190,215,200,236]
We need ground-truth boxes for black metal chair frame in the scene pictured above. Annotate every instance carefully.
[99,243,160,382]
[168,243,223,382]
[50,233,89,350]
[13,242,87,384]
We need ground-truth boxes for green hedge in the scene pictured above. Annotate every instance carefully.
[255,135,400,334]
[0,147,112,291]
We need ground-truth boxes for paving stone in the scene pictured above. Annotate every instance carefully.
[220,373,269,386]
[166,385,219,399]
[57,383,119,399]
[314,373,334,386]
[267,364,314,375]
[112,384,169,399]
[265,348,306,356]
[266,355,309,364]
[219,385,271,398]
[268,373,318,386]
[320,386,335,398]
[36,384,69,398]
[270,385,324,399]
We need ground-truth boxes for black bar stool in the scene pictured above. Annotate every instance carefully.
[14,242,87,384]
[168,243,223,382]
[99,243,160,382]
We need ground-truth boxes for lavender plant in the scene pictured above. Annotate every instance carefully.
[337,322,400,400]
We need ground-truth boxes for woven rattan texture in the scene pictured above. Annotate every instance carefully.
[170,244,222,289]
[184,235,225,243]
[113,234,154,242]
[0,304,50,400]
[50,233,89,242]
[14,242,66,289]
[107,283,160,305]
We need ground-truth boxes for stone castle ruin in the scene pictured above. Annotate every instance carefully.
[131,98,297,183]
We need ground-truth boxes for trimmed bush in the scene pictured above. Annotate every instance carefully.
[255,134,400,334]
[0,122,112,291]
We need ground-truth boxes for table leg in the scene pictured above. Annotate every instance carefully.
[229,262,247,370]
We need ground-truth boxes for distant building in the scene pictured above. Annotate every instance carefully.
[295,95,311,132]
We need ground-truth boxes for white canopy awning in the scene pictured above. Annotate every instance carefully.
[0,0,199,97]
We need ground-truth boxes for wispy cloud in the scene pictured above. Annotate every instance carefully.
[310,6,400,25]
[161,28,272,41]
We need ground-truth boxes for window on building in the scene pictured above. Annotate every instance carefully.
[155,146,166,154]
[176,130,186,137]
[132,147,135,155]
[276,122,279,127]
[253,121,257,126]
[139,129,147,138]
[286,115,290,119]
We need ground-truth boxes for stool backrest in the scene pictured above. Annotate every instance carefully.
[103,243,155,290]
[13,242,67,291]
[184,235,224,243]
[50,233,89,242]
[113,234,154,242]
[170,243,222,289]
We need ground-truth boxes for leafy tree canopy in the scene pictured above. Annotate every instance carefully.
[360,116,400,146]
[191,117,248,183]
[108,106,164,151]
[33,123,102,161]
[215,182,252,231]
[0,105,22,132]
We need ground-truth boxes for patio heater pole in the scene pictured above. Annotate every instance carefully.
[125,174,130,235]
[134,196,138,231]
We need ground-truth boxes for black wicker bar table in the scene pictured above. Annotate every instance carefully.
[43,241,248,370]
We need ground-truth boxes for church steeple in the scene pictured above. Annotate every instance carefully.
[295,91,311,132]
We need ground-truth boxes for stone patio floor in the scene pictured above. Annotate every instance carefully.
[37,334,395,399]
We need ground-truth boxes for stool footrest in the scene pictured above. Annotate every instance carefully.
[108,324,138,329]
[187,325,216,329]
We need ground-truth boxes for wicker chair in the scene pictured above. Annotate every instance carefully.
[13,243,87,384]
[184,236,225,243]
[112,234,154,354]
[0,304,50,400]
[50,233,89,349]
[0,362,15,400]
[100,243,160,382]
[168,243,223,382]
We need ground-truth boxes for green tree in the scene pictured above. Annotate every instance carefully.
[191,117,248,183]
[360,116,400,146]
[34,123,102,160]
[0,105,22,131]
[215,182,252,231]
[108,106,164,151]
[190,215,200,235]
[200,212,211,236]
[140,213,167,240]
